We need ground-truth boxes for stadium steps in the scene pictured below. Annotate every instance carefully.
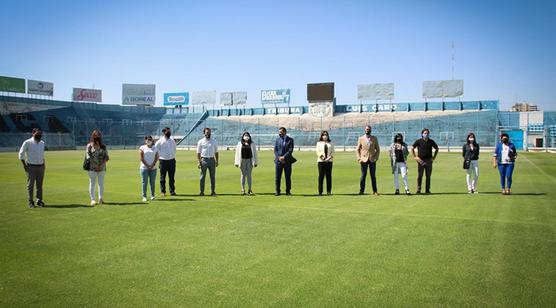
[1,114,17,132]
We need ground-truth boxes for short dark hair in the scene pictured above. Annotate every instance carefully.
[500,133,509,139]
[162,127,170,133]
[32,128,41,134]
[421,128,430,134]
[279,127,287,133]
[203,127,211,134]
[319,130,331,142]
[144,135,153,141]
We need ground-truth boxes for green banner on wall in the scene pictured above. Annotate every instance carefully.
[0,76,26,93]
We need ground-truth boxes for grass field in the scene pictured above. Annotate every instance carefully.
[1,149,555,307]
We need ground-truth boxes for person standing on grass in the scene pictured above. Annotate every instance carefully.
[86,130,109,206]
[197,127,219,196]
[462,132,480,194]
[389,133,411,195]
[274,127,295,196]
[234,131,258,195]
[139,136,159,202]
[155,127,177,196]
[411,128,438,194]
[18,128,46,208]
[356,125,380,195]
[315,130,334,196]
[493,133,517,195]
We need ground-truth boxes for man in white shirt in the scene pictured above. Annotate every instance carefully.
[155,127,177,196]
[197,128,219,196]
[18,128,46,208]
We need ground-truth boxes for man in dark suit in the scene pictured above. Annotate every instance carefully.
[274,127,295,196]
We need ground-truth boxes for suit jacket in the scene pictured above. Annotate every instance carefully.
[356,135,380,163]
[315,141,334,162]
[274,135,294,163]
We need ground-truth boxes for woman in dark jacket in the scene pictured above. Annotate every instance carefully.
[492,133,517,195]
[462,132,480,194]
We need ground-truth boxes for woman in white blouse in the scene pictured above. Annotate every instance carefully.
[234,131,258,195]
[315,130,334,196]
[139,135,159,202]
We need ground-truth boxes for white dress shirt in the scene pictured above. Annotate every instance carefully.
[197,137,218,158]
[155,137,176,160]
[18,137,45,165]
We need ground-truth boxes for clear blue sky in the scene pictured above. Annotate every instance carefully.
[1,0,555,110]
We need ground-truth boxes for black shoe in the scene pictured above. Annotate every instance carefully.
[210,192,216,196]
[425,191,431,195]
[275,192,281,196]
[358,191,364,195]
[395,189,400,195]
[327,192,332,196]
[416,190,421,194]
[37,200,45,207]
[248,190,254,195]
[170,192,177,196]
[318,192,323,196]
[199,192,205,196]
[405,189,412,195]
[286,192,291,196]
[28,202,35,208]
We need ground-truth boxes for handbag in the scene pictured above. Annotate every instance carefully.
[463,159,471,169]
[83,146,91,171]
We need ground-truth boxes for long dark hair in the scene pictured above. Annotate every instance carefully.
[393,133,405,144]
[319,130,331,142]
[241,131,252,144]
[467,132,478,145]
[89,130,106,150]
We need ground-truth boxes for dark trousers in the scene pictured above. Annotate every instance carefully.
[360,161,377,193]
[27,164,45,202]
[318,162,333,194]
[159,159,176,194]
[417,158,433,192]
[275,162,292,193]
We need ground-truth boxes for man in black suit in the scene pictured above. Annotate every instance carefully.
[274,127,295,196]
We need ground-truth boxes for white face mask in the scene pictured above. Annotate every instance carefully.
[146,140,153,146]
[469,138,475,142]
[243,136,250,141]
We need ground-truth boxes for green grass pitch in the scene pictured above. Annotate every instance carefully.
[1,149,555,306]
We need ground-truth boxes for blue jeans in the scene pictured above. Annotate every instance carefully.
[498,163,515,189]
[141,168,157,197]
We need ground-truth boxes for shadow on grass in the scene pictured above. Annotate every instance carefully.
[103,201,144,206]
[155,198,196,202]
[44,204,91,208]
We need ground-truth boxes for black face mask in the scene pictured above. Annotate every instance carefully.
[165,132,171,138]
[34,135,42,141]
[93,137,101,143]
[502,138,509,144]
[205,134,211,139]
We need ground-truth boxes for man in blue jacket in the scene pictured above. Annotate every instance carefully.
[274,127,295,196]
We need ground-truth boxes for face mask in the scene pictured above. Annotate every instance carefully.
[502,138,509,143]
[34,134,42,141]
[147,140,153,146]
[279,132,284,137]
[468,138,475,143]
[243,136,250,141]
[205,133,211,139]
[422,133,429,139]
[165,132,171,138]
[93,137,101,143]
[365,130,371,135]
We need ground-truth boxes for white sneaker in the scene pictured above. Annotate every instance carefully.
[150,196,155,201]
[142,197,147,202]
[90,200,96,206]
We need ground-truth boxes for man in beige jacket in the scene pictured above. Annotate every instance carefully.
[356,125,380,195]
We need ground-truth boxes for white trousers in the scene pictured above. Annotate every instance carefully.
[466,160,479,190]
[88,171,106,200]
[393,162,409,190]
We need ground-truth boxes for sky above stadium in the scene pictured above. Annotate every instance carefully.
[1,0,555,110]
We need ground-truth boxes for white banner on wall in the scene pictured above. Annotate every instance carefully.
[28,80,54,96]
[72,88,102,102]
[232,91,247,105]
[191,91,216,105]
[357,83,394,100]
[122,84,156,105]
[422,80,463,98]
[220,92,233,106]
